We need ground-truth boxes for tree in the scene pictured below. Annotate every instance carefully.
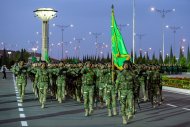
[170,45,174,63]
[164,54,169,64]
[187,45,190,64]
[1,48,8,66]
[159,51,163,64]
[179,56,186,67]
[179,47,184,62]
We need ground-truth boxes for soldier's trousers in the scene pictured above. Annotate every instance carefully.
[57,81,66,100]
[39,82,48,104]
[140,82,147,100]
[83,85,94,109]
[75,84,82,101]
[120,90,134,116]
[17,81,26,98]
[98,83,105,102]
[33,80,38,97]
[105,85,116,109]
[152,85,161,104]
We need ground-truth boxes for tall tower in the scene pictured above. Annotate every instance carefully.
[34,8,57,61]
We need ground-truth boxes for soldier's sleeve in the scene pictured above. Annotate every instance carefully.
[115,73,121,91]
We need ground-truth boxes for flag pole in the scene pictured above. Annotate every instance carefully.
[111,5,115,83]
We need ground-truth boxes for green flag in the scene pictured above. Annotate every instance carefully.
[111,5,130,70]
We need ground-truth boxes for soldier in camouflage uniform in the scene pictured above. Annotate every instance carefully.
[75,63,83,102]
[13,61,28,102]
[138,65,148,102]
[151,66,162,108]
[116,61,135,124]
[35,61,50,108]
[54,62,67,103]
[95,63,106,108]
[81,61,96,116]
[104,63,117,116]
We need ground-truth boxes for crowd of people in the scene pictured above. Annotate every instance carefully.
[11,60,163,125]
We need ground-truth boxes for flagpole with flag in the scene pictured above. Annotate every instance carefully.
[111,5,130,72]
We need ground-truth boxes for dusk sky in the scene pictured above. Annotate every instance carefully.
[0,0,190,60]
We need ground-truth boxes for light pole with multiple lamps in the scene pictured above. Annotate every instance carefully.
[73,37,85,58]
[136,33,145,56]
[132,0,136,63]
[89,32,103,57]
[165,25,182,57]
[118,24,130,31]
[34,8,57,61]
[151,7,175,61]
[53,23,74,60]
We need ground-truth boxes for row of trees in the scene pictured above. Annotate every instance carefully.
[0,48,30,68]
[1,46,190,70]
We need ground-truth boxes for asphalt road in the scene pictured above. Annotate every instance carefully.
[0,73,190,127]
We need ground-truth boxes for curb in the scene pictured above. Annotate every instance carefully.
[163,86,190,95]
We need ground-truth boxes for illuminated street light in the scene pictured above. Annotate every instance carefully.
[53,23,74,60]
[73,37,85,58]
[151,6,175,61]
[34,8,57,61]
[118,24,130,31]
[89,32,103,57]
[166,25,182,56]
[136,33,145,56]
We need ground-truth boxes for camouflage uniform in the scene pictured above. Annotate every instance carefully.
[13,61,28,102]
[81,62,96,116]
[54,62,67,103]
[36,62,50,108]
[116,62,135,124]
[104,64,117,116]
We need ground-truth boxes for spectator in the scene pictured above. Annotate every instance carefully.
[1,65,7,79]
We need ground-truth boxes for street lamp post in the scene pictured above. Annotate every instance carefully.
[34,8,57,61]
[118,24,130,31]
[89,32,103,57]
[7,51,12,67]
[151,7,175,61]
[53,23,74,60]
[136,33,145,56]
[32,47,37,57]
[132,0,136,63]
[73,37,85,58]
[166,25,182,57]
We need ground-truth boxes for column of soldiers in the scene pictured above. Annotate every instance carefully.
[11,60,163,125]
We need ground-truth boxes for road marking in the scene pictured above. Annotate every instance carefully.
[182,108,190,111]
[13,74,28,127]
[19,108,24,111]
[18,103,22,107]
[20,114,25,118]
[166,104,178,108]
[21,121,28,126]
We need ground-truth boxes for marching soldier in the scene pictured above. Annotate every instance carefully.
[104,63,117,117]
[54,62,67,103]
[81,61,96,116]
[116,61,135,124]
[35,61,50,108]
[13,60,28,102]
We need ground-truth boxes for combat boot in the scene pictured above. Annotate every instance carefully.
[113,108,117,116]
[122,116,127,124]
[77,96,81,102]
[89,107,93,115]
[41,103,45,109]
[85,109,89,116]
[128,114,134,120]
[108,109,112,117]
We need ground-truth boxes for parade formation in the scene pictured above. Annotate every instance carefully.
[11,60,163,125]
